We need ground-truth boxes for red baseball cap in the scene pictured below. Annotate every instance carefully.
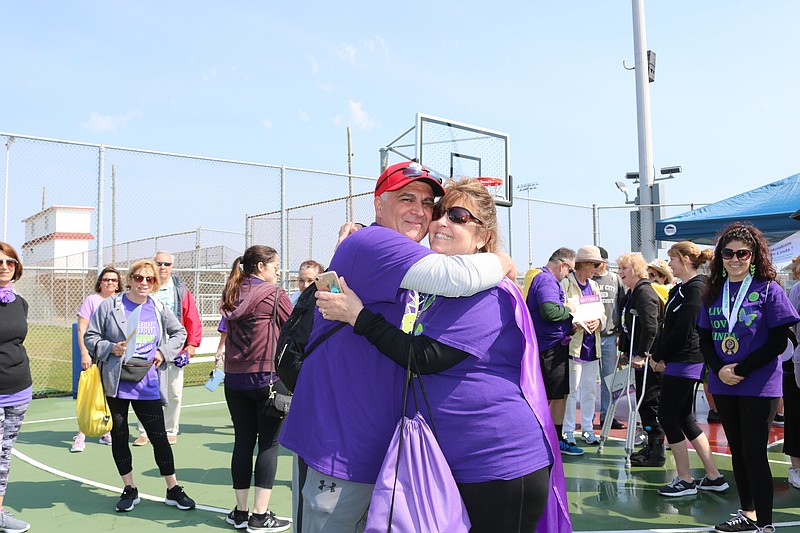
[374,162,446,197]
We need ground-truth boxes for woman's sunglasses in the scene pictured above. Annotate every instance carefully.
[721,248,752,261]
[432,205,483,226]
[131,274,156,284]
[0,259,18,268]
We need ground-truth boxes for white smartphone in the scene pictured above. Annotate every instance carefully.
[315,271,342,293]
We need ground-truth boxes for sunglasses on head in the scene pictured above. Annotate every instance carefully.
[0,259,18,268]
[432,205,483,225]
[155,261,172,267]
[721,248,752,261]
[377,162,445,190]
[132,274,156,284]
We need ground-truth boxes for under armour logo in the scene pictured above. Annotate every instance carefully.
[318,480,337,493]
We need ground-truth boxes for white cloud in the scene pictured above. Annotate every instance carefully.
[308,54,319,74]
[333,43,358,65]
[298,111,310,123]
[261,119,273,130]
[347,99,375,130]
[318,81,333,93]
[330,115,343,126]
[202,67,217,82]
[362,35,388,57]
[82,111,142,134]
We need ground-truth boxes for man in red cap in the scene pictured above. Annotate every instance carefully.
[280,161,515,533]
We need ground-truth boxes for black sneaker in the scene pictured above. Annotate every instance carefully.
[165,485,196,510]
[772,413,784,427]
[226,507,249,529]
[658,476,697,497]
[707,410,721,423]
[715,510,757,531]
[115,485,141,512]
[246,510,290,533]
[697,474,730,492]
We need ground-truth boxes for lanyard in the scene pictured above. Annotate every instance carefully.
[721,274,752,334]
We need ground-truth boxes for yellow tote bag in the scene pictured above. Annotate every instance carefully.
[76,364,112,437]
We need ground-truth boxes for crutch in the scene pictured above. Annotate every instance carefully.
[597,349,628,454]
[624,309,639,467]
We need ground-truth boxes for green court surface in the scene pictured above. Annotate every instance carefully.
[6,386,800,532]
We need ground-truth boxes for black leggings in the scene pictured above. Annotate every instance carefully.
[715,394,779,527]
[457,466,550,533]
[658,375,703,445]
[107,396,174,477]
[635,366,663,438]
[224,385,284,490]
[783,362,800,457]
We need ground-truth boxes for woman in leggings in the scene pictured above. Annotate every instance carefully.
[650,241,728,497]
[698,223,798,532]
[0,242,32,533]
[218,245,293,533]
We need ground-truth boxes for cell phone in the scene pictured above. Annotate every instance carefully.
[315,271,342,293]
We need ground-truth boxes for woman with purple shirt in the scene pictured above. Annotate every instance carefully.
[0,242,32,533]
[70,266,121,452]
[319,179,570,532]
[218,245,292,533]
[649,241,729,497]
[84,259,194,514]
[697,223,799,532]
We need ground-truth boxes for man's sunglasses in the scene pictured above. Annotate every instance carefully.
[432,205,483,225]
[721,248,752,261]
[132,274,156,284]
[155,261,172,267]
[376,162,445,190]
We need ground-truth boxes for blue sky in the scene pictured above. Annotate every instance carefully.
[3,2,800,266]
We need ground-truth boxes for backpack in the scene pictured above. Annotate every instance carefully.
[275,282,346,392]
[650,283,669,307]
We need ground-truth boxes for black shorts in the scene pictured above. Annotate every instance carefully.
[540,343,570,400]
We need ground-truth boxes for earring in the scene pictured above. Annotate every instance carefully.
[722,269,727,278]
[749,264,756,276]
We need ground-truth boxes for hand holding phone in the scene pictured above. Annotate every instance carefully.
[315,271,342,293]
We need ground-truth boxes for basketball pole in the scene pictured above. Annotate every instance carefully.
[631,0,656,260]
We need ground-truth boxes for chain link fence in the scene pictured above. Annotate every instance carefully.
[3,131,747,397]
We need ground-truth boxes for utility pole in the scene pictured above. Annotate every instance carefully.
[517,182,538,267]
[347,127,354,221]
[111,165,117,265]
[631,0,656,260]
[3,137,14,242]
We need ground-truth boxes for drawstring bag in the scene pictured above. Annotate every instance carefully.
[365,349,470,533]
[76,364,112,437]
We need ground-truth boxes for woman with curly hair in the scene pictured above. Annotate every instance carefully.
[697,222,798,532]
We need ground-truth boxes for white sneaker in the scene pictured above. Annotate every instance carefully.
[581,431,600,445]
[789,467,800,489]
[563,433,578,446]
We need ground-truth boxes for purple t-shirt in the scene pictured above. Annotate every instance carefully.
[697,279,799,397]
[665,361,705,380]
[279,225,434,483]
[526,267,571,351]
[117,296,161,400]
[408,287,549,483]
[77,293,106,321]
[576,279,598,362]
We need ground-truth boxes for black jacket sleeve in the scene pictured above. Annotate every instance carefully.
[734,323,791,377]
[651,282,703,362]
[698,326,723,375]
[353,308,470,374]
[633,282,661,357]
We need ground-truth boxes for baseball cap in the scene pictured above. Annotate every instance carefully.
[374,162,446,198]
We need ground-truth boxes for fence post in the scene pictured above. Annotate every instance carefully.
[96,145,104,274]
[280,166,288,290]
[592,203,599,246]
[72,322,81,399]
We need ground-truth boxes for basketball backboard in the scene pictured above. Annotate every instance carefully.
[381,113,512,207]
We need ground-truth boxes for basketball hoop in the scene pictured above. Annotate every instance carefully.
[476,176,504,200]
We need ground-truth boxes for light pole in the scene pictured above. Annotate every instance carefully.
[517,182,538,267]
[3,137,15,242]
[620,165,681,252]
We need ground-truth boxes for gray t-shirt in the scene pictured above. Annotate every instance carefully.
[592,270,626,336]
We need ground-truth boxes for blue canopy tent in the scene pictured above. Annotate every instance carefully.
[655,172,800,244]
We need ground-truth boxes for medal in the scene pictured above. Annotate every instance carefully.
[721,335,739,355]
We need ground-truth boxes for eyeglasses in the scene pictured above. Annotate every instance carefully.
[155,262,173,267]
[432,205,483,225]
[721,248,752,261]
[0,259,18,268]
[648,272,658,280]
[101,278,118,283]
[132,274,156,284]
[561,262,575,274]
[376,162,445,190]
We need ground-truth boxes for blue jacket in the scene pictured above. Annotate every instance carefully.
[84,293,186,404]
